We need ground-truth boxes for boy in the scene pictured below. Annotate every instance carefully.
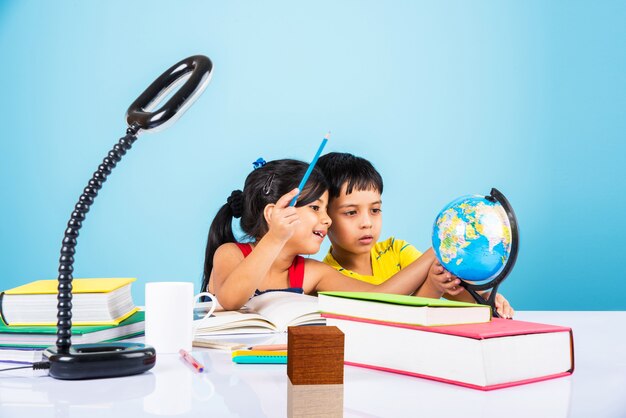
[316,152,513,318]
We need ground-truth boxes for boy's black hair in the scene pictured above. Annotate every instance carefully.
[317,152,383,199]
[202,159,329,292]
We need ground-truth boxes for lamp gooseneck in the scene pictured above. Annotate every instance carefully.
[55,127,139,353]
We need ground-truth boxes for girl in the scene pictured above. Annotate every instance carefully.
[202,159,458,311]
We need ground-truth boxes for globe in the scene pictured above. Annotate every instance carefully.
[432,193,514,282]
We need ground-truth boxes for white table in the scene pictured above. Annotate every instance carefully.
[0,312,624,418]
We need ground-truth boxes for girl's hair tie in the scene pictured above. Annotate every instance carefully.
[227,190,243,218]
[252,158,266,170]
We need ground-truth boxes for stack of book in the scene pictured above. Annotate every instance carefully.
[0,278,145,365]
[319,291,575,391]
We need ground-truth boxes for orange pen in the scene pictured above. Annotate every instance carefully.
[179,349,205,373]
[248,344,288,351]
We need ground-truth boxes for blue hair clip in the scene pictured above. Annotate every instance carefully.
[252,158,266,170]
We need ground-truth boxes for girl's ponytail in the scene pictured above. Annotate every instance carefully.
[202,190,243,292]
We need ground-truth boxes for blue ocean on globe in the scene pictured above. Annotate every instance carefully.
[432,195,512,281]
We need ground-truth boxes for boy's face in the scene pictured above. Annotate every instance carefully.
[326,184,382,256]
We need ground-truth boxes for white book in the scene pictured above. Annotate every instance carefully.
[325,315,574,390]
[0,347,43,364]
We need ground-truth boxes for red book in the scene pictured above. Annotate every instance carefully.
[323,314,575,391]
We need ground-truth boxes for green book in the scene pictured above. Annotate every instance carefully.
[0,311,145,349]
[318,292,491,326]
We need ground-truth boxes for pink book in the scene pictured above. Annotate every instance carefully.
[323,314,575,390]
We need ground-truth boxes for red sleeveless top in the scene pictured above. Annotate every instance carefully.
[235,243,305,294]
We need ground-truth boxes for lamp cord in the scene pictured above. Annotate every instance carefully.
[56,128,139,353]
[0,361,51,372]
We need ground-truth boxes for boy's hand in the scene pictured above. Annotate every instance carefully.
[494,293,514,319]
[416,260,464,298]
[266,188,301,242]
[430,260,464,295]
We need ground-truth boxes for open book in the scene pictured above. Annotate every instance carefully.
[193,291,325,336]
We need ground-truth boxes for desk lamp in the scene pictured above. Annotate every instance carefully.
[43,55,213,379]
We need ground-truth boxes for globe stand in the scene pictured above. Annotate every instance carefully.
[43,55,213,379]
[458,188,519,318]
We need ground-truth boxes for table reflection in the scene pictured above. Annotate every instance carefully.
[344,371,572,418]
[288,382,343,418]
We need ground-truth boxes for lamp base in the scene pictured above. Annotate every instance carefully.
[43,342,156,380]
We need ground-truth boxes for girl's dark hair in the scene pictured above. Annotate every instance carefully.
[202,159,328,292]
[316,152,383,198]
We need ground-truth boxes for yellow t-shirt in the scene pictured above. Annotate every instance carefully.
[323,237,422,285]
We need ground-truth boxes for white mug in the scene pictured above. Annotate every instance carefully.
[145,282,217,354]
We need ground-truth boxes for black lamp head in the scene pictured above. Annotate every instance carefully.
[126,55,213,133]
[43,55,213,380]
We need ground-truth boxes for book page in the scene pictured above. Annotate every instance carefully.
[193,310,278,335]
[244,292,324,332]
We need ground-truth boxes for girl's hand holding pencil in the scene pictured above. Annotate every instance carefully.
[266,188,301,242]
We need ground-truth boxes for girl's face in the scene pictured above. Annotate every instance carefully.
[326,184,383,256]
[288,191,332,254]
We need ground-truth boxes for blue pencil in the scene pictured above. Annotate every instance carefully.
[289,132,330,206]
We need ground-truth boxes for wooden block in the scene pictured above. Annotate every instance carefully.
[287,381,344,418]
[287,326,344,385]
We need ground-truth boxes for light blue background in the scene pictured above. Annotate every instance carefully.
[1,1,624,309]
